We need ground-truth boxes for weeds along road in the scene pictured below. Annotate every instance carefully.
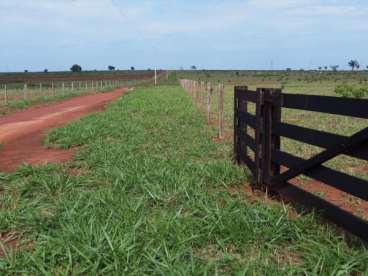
[0,87,128,172]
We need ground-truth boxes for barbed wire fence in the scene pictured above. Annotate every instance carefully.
[180,79,225,140]
[0,76,158,107]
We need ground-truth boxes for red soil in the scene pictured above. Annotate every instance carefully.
[0,88,128,172]
[286,178,368,220]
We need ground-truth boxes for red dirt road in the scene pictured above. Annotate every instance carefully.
[0,88,128,172]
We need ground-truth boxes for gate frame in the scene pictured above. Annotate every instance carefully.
[234,86,368,241]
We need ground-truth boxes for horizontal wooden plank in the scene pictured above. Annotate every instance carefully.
[272,150,368,201]
[235,89,258,103]
[282,93,368,119]
[278,183,368,241]
[238,130,256,152]
[238,110,256,129]
[239,154,256,176]
[273,122,368,161]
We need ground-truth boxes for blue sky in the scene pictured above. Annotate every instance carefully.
[0,0,367,72]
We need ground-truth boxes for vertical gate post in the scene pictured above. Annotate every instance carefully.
[261,88,282,188]
[255,88,265,186]
[234,86,249,164]
[234,87,240,163]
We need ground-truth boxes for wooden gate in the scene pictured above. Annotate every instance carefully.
[234,86,368,241]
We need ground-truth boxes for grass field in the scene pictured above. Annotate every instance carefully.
[0,85,367,274]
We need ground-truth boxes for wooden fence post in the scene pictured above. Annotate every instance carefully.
[204,82,207,111]
[23,83,27,100]
[154,69,157,85]
[218,83,224,139]
[234,87,240,163]
[4,84,7,105]
[262,88,282,188]
[71,82,74,91]
[52,82,55,96]
[255,88,265,187]
[207,82,212,122]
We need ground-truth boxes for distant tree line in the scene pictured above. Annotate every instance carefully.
[316,60,367,72]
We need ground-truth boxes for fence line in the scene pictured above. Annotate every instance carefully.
[0,74,160,107]
[180,79,225,139]
[234,86,368,241]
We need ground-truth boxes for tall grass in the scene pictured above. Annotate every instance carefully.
[0,85,366,274]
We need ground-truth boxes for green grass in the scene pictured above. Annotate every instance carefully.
[0,85,367,274]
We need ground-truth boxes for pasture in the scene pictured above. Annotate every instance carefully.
[0,72,367,274]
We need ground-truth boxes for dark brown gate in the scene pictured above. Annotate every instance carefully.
[234,86,368,241]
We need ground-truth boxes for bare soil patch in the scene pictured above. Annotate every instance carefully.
[0,88,128,172]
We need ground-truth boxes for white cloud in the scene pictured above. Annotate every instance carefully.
[0,0,367,70]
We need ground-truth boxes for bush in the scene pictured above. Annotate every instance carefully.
[335,84,368,98]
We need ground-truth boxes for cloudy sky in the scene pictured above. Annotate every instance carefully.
[0,0,367,72]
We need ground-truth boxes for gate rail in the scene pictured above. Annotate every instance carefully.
[234,86,368,240]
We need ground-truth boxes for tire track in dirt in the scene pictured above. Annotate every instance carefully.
[0,88,128,172]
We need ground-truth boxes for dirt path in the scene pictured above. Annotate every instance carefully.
[0,88,128,172]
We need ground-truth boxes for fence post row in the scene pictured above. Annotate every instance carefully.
[0,79,138,105]
[180,79,225,140]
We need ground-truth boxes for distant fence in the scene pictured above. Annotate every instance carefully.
[234,86,368,240]
[0,72,164,106]
[0,70,163,84]
[180,79,225,139]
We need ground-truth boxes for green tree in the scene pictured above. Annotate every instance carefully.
[330,65,339,71]
[70,64,82,72]
[108,65,115,71]
[348,60,359,71]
